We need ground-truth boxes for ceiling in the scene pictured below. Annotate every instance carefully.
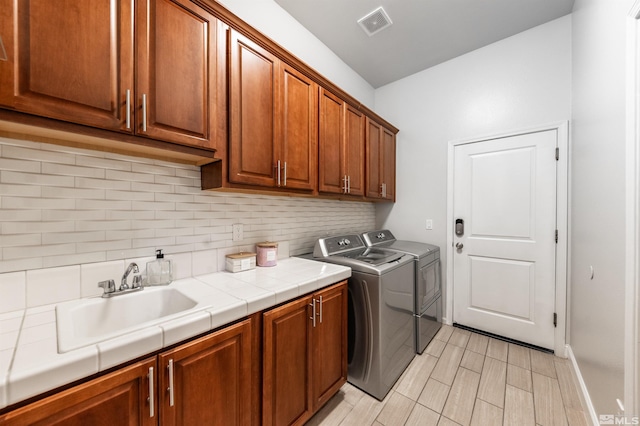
[274,0,575,88]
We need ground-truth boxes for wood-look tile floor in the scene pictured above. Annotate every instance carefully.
[307,325,590,426]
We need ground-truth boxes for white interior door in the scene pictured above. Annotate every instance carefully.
[452,130,557,350]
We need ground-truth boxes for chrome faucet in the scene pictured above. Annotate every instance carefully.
[121,262,140,291]
[98,263,144,298]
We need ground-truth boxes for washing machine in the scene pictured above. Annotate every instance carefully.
[312,234,415,400]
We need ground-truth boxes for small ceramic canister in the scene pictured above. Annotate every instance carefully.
[256,242,278,267]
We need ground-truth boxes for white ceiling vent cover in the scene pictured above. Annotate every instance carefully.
[357,6,393,37]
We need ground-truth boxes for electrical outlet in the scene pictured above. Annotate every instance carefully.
[232,223,243,241]
[426,219,433,230]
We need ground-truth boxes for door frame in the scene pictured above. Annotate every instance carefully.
[625,0,640,417]
[445,121,569,356]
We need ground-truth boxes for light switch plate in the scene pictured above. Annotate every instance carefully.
[426,219,433,230]
[232,223,243,241]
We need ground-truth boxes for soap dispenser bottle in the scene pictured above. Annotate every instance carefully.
[146,249,173,286]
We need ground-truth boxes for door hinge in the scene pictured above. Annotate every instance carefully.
[555,230,558,243]
[555,147,559,161]
[553,312,557,327]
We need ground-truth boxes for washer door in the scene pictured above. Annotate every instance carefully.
[347,276,371,382]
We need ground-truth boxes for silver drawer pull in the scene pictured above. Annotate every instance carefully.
[168,359,175,407]
[148,366,155,418]
[309,299,316,327]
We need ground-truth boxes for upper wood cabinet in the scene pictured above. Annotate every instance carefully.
[318,89,365,197]
[366,117,396,201]
[229,31,318,191]
[0,0,134,130]
[0,0,225,150]
[137,0,226,150]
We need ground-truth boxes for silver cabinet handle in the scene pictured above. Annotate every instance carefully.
[125,89,131,129]
[142,94,147,132]
[276,160,281,186]
[168,359,175,407]
[347,176,351,194]
[318,296,323,324]
[283,161,287,186]
[309,299,316,327]
[148,366,155,418]
[343,175,348,193]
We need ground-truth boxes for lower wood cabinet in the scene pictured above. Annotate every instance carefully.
[0,318,253,426]
[158,319,253,426]
[0,357,157,426]
[262,281,347,426]
[0,281,347,426]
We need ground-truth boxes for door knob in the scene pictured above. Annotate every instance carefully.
[455,242,464,250]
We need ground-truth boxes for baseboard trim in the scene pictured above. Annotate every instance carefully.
[566,344,599,425]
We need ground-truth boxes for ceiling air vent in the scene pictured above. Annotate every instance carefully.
[357,6,392,37]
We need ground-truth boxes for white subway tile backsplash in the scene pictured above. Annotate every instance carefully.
[131,201,175,211]
[130,181,173,193]
[154,192,194,203]
[0,136,375,292]
[1,145,74,164]
[81,260,125,298]
[75,177,131,190]
[75,199,131,211]
[105,169,155,183]
[41,162,106,179]
[76,155,132,171]
[1,197,75,210]
[1,171,75,187]
[0,234,42,247]
[47,187,106,200]
[105,190,155,202]
[4,244,76,261]
[0,184,42,197]
[26,266,81,307]
[106,210,154,220]
[0,258,43,274]
[191,249,217,276]
[0,158,41,173]
[0,271,26,312]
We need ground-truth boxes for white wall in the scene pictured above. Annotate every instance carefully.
[571,0,631,416]
[216,0,375,108]
[373,16,572,317]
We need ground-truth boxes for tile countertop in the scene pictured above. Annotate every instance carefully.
[0,257,350,410]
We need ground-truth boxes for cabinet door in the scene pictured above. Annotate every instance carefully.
[263,296,313,426]
[318,89,345,194]
[312,281,348,410]
[381,127,396,201]
[158,319,252,426]
[366,117,383,198]
[0,358,157,426]
[137,0,223,149]
[279,64,318,191]
[344,105,365,197]
[229,31,279,187]
[0,0,134,131]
